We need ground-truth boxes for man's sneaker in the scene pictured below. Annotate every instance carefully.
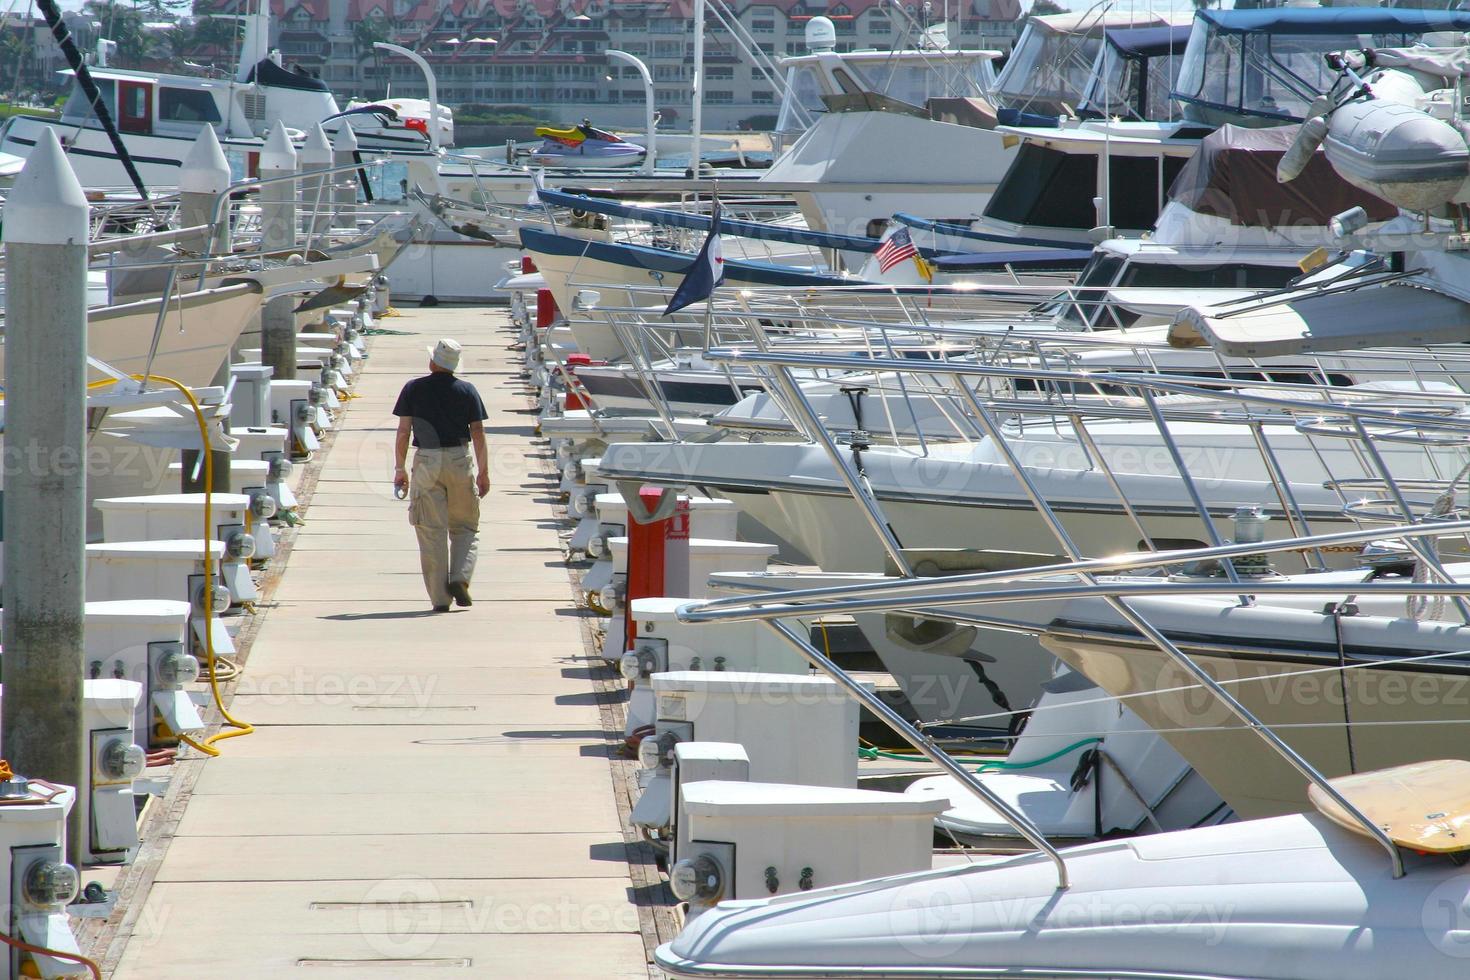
[448,582,473,608]
[432,604,450,613]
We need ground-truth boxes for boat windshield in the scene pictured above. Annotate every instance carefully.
[861,57,993,106]
[775,64,829,137]
[1173,10,1470,124]
[994,21,1105,112]
[60,79,115,122]
[1078,27,1190,121]
[775,53,993,139]
[1054,255,1303,329]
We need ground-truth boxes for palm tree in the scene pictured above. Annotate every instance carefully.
[82,1,153,66]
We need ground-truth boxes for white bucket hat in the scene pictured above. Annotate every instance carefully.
[428,338,462,372]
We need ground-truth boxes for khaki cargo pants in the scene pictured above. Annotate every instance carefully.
[409,446,480,607]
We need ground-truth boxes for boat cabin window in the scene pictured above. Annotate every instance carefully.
[1079,40,1185,120]
[994,24,1103,113]
[60,79,115,122]
[775,64,830,137]
[863,60,992,106]
[159,88,221,124]
[1118,262,1301,290]
[1172,17,1448,123]
[1053,258,1299,329]
[984,144,1186,231]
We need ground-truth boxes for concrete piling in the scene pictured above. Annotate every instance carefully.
[259,122,299,382]
[331,124,360,225]
[299,123,333,241]
[178,125,233,257]
[1,129,90,862]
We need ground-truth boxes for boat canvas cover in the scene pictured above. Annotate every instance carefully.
[1168,124,1396,229]
[1170,282,1470,357]
[1366,46,1470,79]
[244,57,329,92]
[1104,24,1192,59]
[1195,7,1470,36]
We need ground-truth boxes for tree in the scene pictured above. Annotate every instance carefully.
[1028,0,1068,13]
[82,1,155,66]
[1,27,33,98]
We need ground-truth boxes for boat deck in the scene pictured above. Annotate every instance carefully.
[94,306,653,978]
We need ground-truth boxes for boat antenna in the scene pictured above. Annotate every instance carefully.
[34,0,150,201]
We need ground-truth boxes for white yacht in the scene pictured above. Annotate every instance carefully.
[0,3,448,191]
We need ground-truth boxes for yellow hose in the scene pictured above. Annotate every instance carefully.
[93,375,257,753]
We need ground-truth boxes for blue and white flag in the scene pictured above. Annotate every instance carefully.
[662,201,725,316]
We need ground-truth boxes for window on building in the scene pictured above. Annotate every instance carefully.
[751,18,774,32]
[707,89,732,103]
[705,65,733,79]
[653,40,681,57]
[752,90,772,103]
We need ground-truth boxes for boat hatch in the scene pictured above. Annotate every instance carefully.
[117,79,153,135]
[1309,760,1470,854]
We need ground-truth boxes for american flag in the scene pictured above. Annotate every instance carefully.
[874,228,918,274]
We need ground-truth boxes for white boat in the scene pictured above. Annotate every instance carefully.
[657,806,1470,979]
[0,4,446,191]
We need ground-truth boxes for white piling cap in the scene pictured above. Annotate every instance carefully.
[332,123,359,154]
[259,122,297,173]
[179,125,232,195]
[1,128,88,246]
[301,123,332,166]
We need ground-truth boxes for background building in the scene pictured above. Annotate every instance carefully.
[264,0,1022,132]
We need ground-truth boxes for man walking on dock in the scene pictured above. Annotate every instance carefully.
[393,338,491,611]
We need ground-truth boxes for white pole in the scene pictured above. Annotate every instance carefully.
[374,41,441,152]
[607,49,656,175]
[259,121,299,381]
[332,123,360,222]
[179,125,233,255]
[1,128,89,864]
[690,0,705,177]
[299,122,334,239]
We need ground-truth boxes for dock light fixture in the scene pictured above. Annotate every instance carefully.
[267,456,293,483]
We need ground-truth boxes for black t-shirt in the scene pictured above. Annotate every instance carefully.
[393,372,488,449]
